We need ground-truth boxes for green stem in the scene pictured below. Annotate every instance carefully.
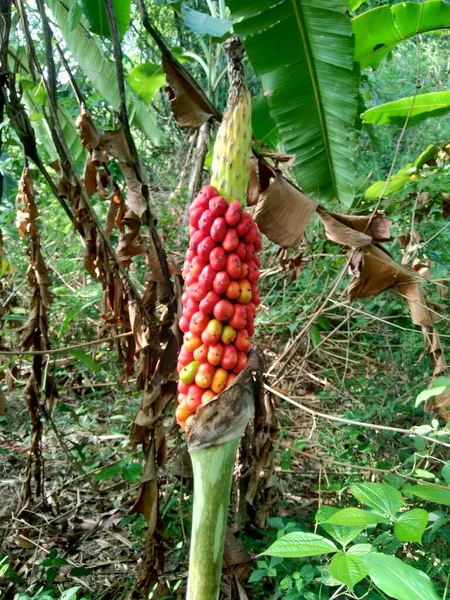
[187,438,240,600]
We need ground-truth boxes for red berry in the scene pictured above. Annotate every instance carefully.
[213,299,234,322]
[186,249,196,261]
[210,217,228,243]
[236,241,246,260]
[187,282,208,302]
[236,213,252,237]
[221,344,238,370]
[213,270,231,295]
[198,265,217,290]
[240,262,249,279]
[209,196,228,217]
[178,380,190,394]
[243,223,257,244]
[198,236,216,261]
[235,328,250,352]
[189,229,206,250]
[207,342,224,366]
[195,362,216,389]
[209,246,226,271]
[247,260,260,283]
[184,272,197,287]
[189,206,204,228]
[226,254,242,279]
[198,209,214,234]
[229,304,247,330]
[233,351,248,374]
[226,281,240,300]
[193,344,209,363]
[199,290,221,314]
[179,316,190,333]
[189,311,210,335]
[200,185,218,201]
[251,284,260,306]
[178,346,194,365]
[225,200,242,227]
[254,230,262,252]
[223,229,239,252]
[190,256,207,278]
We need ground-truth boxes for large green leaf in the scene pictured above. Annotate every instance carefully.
[354,2,450,69]
[261,531,338,558]
[80,0,131,39]
[181,3,232,38]
[394,509,428,543]
[46,0,161,144]
[363,553,440,600]
[316,505,364,546]
[127,63,166,105]
[403,483,450,506]
[227,0,359,206]
[326,508,388,527]
[350,483,403,517]
[329,552,367,589]
[362,91,450,128]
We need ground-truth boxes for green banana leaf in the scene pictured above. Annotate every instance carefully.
[354,1,450,69]
[12,51,85,165]
[362,91,450,127]
[227,0,358,206]
[46,0,162,145]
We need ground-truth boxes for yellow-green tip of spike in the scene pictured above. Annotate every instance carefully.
[211,85,252,207]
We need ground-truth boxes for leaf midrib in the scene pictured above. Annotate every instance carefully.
[291,0,336,197]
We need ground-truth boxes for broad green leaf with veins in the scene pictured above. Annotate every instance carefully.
[226,0,358,206]
[364,553,440,600]
[354,1,450,69]
[350,482,403,517]
[362,91,450,128]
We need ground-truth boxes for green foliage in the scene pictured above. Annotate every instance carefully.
[80,0,131,39]
[227,0,359,206]
[354,1,450,69]
[362,90,450,127]
[363,553,440,600]
[254,481,445,599]
[181,3,232,38]
[46,0,161,144]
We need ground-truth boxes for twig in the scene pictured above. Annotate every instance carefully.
[0,331,133,356]
[265,383,450,449]
[273,439,450,491]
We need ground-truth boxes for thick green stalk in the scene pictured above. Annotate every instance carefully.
[187,438,240,600]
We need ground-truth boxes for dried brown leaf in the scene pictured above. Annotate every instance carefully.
[246,155,260,207]
[162,52,219,129]
[318,209,391,248]
[252,172,318,248]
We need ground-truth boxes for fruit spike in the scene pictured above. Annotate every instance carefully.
[210,85,252,206]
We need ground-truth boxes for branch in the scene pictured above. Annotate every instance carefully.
[103,0,175,309]
[264,383,450,449]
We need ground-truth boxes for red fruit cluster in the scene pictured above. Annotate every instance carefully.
[176,185,261,430]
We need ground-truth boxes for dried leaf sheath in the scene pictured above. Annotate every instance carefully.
[16,165,54,504]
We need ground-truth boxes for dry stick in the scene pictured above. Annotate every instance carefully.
[273,439,450,491]
[267,256,352,375]
[0,331,133,356]
[103,0,175,310]
[23,0,153,328]
[265,383,450,449]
